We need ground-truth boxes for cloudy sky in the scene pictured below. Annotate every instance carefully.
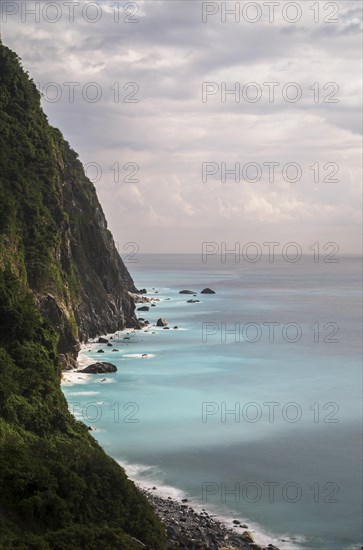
[1,0,362,254]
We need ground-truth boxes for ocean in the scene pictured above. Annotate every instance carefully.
[62,254,362,549]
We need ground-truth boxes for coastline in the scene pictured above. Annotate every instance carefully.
[61,342,93,385]
[61,326,301,550]
[142,487,267,550]
[58,263,363,550]
[117,458,301,550]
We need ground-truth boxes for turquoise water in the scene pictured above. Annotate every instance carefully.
[62,254,362,549]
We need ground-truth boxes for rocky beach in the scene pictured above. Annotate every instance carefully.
[141,488,280,550]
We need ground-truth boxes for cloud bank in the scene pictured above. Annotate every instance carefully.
[1,0,362,253]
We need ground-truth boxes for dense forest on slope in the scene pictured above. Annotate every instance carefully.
[0,41,166,549]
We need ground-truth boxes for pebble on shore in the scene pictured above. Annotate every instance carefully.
[141,489,279,550]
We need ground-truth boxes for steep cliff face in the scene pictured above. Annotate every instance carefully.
[0,42,166,548]
[0,41,139,369]
[51,140,140,346]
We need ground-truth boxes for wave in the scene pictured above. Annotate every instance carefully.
[67,390,100,396]
[123,353,156,359]
[117,458,305,550]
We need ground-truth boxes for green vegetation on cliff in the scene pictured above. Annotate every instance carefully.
[0,40,139,369]
[0,42,166,549]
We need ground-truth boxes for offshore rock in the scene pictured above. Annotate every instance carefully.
[80,362,117,374]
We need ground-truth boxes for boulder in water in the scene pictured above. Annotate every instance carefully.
[80,362,117,374]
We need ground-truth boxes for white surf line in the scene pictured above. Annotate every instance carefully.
[117,459,304,550]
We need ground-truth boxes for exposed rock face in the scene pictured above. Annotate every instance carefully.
[58,158,139,351]
[179,290,196,294]
[38,293,79,369]
[37,191,139,369]
[201,287,216,294]
[156,318,168,327]
[80,362,117,374]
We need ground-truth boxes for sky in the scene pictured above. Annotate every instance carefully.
[1,0,362,255]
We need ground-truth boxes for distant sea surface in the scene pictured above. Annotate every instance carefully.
[62,254,362,549]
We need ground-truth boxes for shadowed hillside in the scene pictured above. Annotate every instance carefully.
[0,41,166,549]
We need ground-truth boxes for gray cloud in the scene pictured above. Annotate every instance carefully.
[1,0,361,253]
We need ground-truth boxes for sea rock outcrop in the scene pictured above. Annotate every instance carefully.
[80,362,117,374]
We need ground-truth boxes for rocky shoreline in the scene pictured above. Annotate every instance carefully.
[141,488,280,550]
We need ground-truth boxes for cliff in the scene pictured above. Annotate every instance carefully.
[0,40,139,369]
[0,41,166,548]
